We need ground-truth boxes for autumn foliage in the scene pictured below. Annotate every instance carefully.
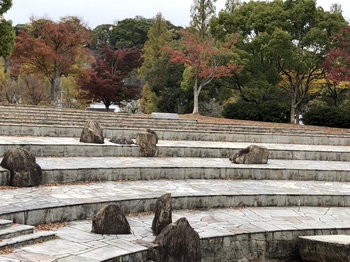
[324,26,350,84]
[164,30,238,114]
[77,46,143,109]
[11,17,91,103]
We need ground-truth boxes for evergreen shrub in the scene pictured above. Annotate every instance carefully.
[222,101,290,123]
[302,106,350,128]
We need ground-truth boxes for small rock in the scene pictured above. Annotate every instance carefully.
[110,136,134,144]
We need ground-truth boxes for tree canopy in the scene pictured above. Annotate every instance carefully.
[11,17,91,104]
[77,46,143,110]
[165,30,238,114]
[211,0,347,123]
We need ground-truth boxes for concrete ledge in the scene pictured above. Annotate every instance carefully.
[151,112,178,119]
[298,235,350,262]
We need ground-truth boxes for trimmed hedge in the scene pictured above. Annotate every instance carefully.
[302,106,350,128]
[222,101,290,123]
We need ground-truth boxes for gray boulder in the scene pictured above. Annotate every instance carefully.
[152,193,172,236]
[230,145,269,164]
[153,217,201,262]
[80,121,104,144]
[110,136,134,144]
[92,204,131,234]
[1,147,42,187]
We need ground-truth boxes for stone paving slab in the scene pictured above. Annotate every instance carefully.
[1,206,350,261]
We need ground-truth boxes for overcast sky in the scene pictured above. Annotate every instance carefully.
[4,0,350,29]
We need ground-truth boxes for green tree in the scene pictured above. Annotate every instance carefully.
[110,16,153,49]
[190,0,217,37]
[278,0,346,123]
[139,13,170,113]
[90,24,114,50]
[139,13,185,113]
[0,0,15,72]
[211,0,347,123]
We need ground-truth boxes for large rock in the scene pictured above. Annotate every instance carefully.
[136,129,158,157]
[110,136,134,144]
[80,121,104,144]
[152,193,172,236]
[0,147,42,187]
[153,217,201,262]
[230,145,269,164]
[91,204,131,234]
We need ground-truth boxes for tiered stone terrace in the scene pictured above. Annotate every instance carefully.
[0,105,350,261]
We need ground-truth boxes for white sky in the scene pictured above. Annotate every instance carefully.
[4,0,350,29]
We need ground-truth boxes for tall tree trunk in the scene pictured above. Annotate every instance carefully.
[290,104,296,124]
[192,78,199,114]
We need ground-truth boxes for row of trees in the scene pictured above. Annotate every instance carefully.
[1,0,350,124]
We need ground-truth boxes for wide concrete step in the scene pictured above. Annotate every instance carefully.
[1,157,350,185]
[0,230,56,251]
[1,207,350,262]
[1,179,350,226]
[1,124,350,145]
[1,136,350,161]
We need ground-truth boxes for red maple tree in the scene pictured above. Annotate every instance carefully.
[164,30,238,114]
[77,46,143,110]
[324,26,350,84]
[11,17,91,104]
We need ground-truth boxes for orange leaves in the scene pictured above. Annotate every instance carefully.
[11,18,91,77]
[164,30,238,81]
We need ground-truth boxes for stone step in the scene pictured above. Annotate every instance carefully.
[1,179,350,226]
[1,157,350,185]
[0,230,56,251]
[0,224,34,239]
[1,124,349,145]
[0,219,13,230]
[1,137,350,161]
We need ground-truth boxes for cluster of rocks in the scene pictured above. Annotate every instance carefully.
[91,193,201,262]
[80,121,158,157]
